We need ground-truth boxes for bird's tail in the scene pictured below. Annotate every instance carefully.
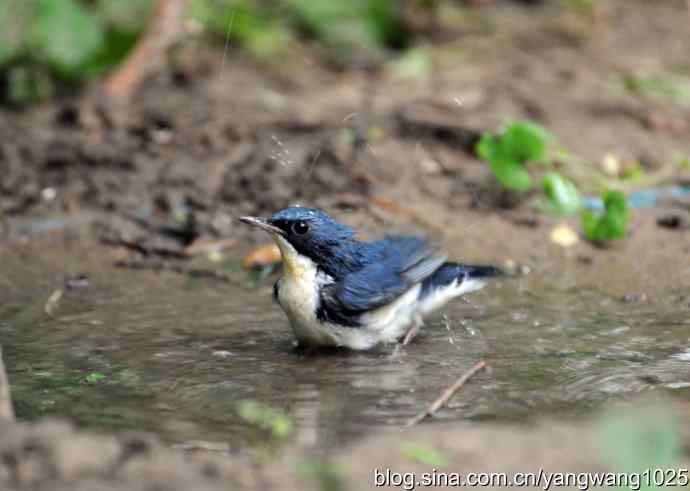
[426,262,502,286]
[417,262,501,315]
[457,264,504,279]
[419,262,502,310]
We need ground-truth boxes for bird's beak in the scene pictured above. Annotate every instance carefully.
[239,216,285,235]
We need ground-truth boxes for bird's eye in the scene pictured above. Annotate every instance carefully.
[292,221,309,235]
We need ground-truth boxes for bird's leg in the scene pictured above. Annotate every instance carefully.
[401,314,424,346]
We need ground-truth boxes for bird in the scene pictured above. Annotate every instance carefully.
[240,206,501,350]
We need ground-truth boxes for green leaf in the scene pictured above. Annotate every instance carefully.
[29,0,105,75]
[500,122,550,163]
[287,0,403,58]
[364,0,406,48]
[288,0,357,39]
[542,172,581,215]
[84,372,106,384]
[78,29,140,79]
[581,190,628,243]
[490,155,533,191]
[476,122,551,192]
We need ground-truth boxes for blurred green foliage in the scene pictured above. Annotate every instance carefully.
[622,73,690,106]
[561,0,596,16]
[83,371,107,384]
[389,47,432,79]
[190,0,292,57]
[599,403,683,490]
[581,190,628,243]
[236,399,293,439]
[193,0,407,62]
[0,0,410,104]
[295,459,345,491]
[288,0,407,53]
[401,443,449,466]
[0,0,153,104]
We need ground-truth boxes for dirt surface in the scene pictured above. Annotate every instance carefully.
[2,1,689,270]
[2,0,690,488]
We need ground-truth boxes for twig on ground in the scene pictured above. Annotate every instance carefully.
[0,346,14,422]
[405,360,487,427]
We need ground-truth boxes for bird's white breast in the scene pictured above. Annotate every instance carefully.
[273,236,340,346]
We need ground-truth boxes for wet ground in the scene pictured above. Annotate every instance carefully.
[1,240,690,490]
[1,240,689,448]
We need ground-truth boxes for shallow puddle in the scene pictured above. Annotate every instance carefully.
[1,248,689,450]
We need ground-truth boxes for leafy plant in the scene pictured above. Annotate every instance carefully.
[0,0,153,104]
[288,0,406,53]
[476,121,551,191]
[542,172,581,215]
[581,190,628,243]
[190,0,292,58]
[237,399,293,439]
[83,372,106,384]
[192,0,407,61]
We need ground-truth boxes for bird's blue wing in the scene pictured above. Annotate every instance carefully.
[324,236,446,313]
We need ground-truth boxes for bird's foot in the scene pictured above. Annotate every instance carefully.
[400,315,424,346]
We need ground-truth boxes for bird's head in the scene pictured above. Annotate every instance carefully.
[240,207,357,277]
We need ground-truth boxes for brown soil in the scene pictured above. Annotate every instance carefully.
[2,1,689,272]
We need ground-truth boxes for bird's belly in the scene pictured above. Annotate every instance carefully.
[277,272,339,347]
[277,272,411,350]
[358,285,422,342]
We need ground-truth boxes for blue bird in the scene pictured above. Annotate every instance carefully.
[240,206,500,350]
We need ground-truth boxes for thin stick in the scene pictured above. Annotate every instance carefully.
[218,9,236,81]
[406,360,486,427]
[102,0,188,100]
[0,345,14,422]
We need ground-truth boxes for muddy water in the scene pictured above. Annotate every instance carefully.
[1,248,689,450]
